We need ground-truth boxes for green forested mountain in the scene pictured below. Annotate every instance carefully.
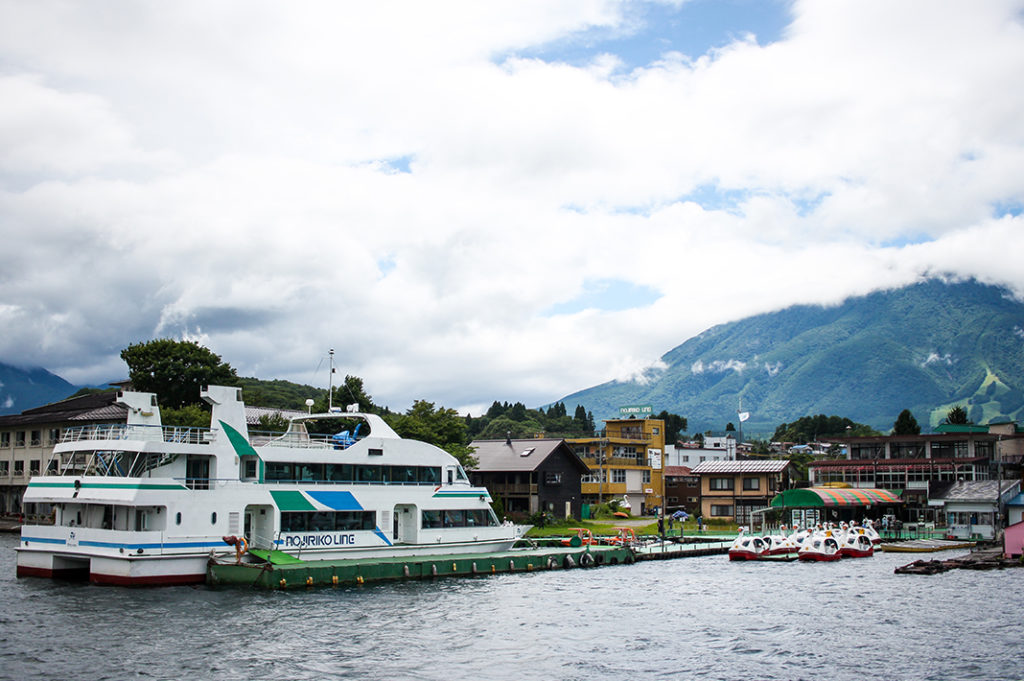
[0,364,79,415]
[557,279,1024,436]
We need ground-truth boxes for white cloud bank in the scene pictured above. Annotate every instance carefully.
[1,0,1023,413]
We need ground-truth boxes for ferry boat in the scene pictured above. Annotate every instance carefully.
[16,386,527,586]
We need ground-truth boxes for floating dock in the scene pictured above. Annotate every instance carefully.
[879,539,976,553]
[207,545,634,589]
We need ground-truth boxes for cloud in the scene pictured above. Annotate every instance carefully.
[691,359,748,375]
[1,1,1024,412]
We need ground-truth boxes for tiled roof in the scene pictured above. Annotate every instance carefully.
[930,479,1020,503]
[691,459,790,474]
[470,438,589,473]
[0,392,125,427]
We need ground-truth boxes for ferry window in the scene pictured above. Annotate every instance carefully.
[298,463,322,481]
[455,466,468,481]
[357,465,381,483]
[467,510,493,526]
[419,467,440,485]
[394,466,417,484]
[176,512,181,525]
[327,464,353,483]
[422,510,442,529]
[368,448,383,456]
[243,458,258,479]
[211,512,217,525]
[310,511,335,532]
[266,462,293,481]
[443,510,466,527]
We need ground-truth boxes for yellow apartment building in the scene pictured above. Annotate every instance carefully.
[567,408,665,515]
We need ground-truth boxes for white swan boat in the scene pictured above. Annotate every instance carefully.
[797,531,842,562]
[839,528,875,558]
[16,386,527,585]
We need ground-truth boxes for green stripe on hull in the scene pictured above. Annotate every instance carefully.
[270,490,317,511]
[220,420,260,458]
[28,481,187,491]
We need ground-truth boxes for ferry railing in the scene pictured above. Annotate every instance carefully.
[60,424,216,445]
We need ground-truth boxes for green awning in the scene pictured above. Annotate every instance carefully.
[770,487,903,508]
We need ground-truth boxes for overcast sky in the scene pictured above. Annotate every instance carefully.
[2,0,1023,415]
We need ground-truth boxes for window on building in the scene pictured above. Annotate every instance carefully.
[48,429,60,445]
[15,432,26,447]
[1,432,9,448]
[742,477,760,491]
[545,471,562,485]
[611,469,626,484]
[711,504,733,517]
[14,460,24,476]
[47,459,58,474]
[709,477,734,491]
[643,470,651,484]
[30,431,41,447]
[0,461,8,476]
[29,460,40,475]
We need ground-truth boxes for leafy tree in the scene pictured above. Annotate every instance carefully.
[892,409,921,435]
[256,412,290,432]
[120,339,238,409]
[654,410,687,443]
[944,404,970,425]
[725,422,736,432]
[161,404,211,428]
[314,375,379,414]
[772,414,879,443]
[385,400,478,469]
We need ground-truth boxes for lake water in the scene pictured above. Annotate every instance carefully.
[0,533,1018,681]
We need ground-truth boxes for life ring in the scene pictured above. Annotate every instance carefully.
[234,537,248,564]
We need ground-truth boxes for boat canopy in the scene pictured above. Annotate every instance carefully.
[770,487,903,508]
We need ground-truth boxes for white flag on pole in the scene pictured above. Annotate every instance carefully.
[738,411,750,422]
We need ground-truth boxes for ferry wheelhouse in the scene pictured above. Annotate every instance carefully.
[16,386,526,586]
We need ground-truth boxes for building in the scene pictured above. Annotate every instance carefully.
[663,465,699,514]
[814,427,1024,522]
[666,444,732,467]
[0,392,128,516]
[691,459,791,525]
[567,416,666,514]
[469,437,589,519]
[927,479,1021,540]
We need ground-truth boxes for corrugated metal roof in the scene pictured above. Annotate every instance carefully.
[931,480,1020,503]
[691,460,789,474]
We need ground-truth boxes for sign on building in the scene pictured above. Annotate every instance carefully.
[618,404,653,416]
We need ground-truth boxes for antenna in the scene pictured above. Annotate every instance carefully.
[328,348,335,412]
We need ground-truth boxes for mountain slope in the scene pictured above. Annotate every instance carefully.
[558,279,1024,435]
[0,364,79,415]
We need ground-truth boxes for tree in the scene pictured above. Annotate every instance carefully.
[725,422,736,432]
[892,409,921,435]
[944,404,970,425]
[314,375,379,414]
[385,400,478,469]
[654,410,688,444]
[120,339,238,409]
[772,414,879,443]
